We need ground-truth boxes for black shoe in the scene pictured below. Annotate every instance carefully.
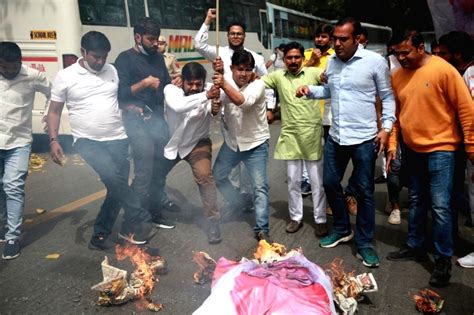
[429,258,452,287]
[301,180,312,197]
[387,245,429,262]
[161,199,181,212]
[256,231,273,244]
[206,219,222,245]
[88,234,115,251]
[2,240,20,260]
[118,221,153,245]
[374,175,387,184]
[152,215,176,229]
[0,226,7,243]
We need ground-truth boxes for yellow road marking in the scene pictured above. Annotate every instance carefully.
[24,140,224,228]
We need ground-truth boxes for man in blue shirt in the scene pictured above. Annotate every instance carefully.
[296,17,396,268]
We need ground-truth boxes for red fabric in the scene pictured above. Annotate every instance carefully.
[212,257,332,315]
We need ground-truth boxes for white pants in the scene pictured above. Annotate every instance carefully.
[287,159,326,223]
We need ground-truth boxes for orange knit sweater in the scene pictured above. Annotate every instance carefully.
[388,56,474,153]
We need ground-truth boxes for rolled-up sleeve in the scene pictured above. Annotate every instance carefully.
[374,57,396,130]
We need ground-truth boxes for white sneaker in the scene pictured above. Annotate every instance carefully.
[388,209,401,225]
[457,252,474,268]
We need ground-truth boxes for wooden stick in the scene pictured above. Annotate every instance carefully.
[216,0,220,57]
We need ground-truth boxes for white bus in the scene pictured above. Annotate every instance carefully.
[266,2,392,55]
[265,2,331,50]
[0,0,271,135]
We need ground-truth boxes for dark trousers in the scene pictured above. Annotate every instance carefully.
[323,136,377,249]
[74,138,152,237]
[123,113,175,217]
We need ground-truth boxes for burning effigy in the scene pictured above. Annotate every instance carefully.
[413,289,444,314]
[193,240,337,315]
[91,244,167,311]
[326,258,378,315]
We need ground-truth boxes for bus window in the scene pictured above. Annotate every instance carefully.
[147,0,164,26]
[79,0,127,26]
[128,0,145,26]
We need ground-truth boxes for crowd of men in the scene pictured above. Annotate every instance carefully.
[0,10,473,290]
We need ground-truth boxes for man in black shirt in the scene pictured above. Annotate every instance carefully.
[115,17,179,229]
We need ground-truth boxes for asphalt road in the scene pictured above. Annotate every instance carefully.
[1,120,473,314]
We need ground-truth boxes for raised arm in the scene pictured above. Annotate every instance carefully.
[194,8,218,61]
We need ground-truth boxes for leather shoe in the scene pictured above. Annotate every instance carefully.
[429,258,451,287]
[314,223,328,237]
[286,220,303,233]
[207,219,222,244]
[386,245,429,262]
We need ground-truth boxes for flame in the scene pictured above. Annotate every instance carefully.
[327,258,358,297]
[413,289,444,313]
[254,240,287,263]
[115,242,157,298]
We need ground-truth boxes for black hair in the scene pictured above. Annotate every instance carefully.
[335,17,362,37]
[430,39,440,51]
[390,29,424,48]
[134,17,160,36]
[283,41,304,56]
[0,42,22,62]
[231,49,254,68]
[278,43,286,50]
[227,22,246,33]
[439,31,473,61]
[360,27,368,39]
[81,31,111,52]
[315,24,333,36]
[182,62,207,82]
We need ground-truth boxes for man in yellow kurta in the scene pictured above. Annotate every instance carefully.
[301,24,335,198]
[262,42,328,237]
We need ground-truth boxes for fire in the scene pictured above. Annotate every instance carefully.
[413,289,444,313]
[254,240,287,263]
[115,243,157,298]
[327,258,356,296]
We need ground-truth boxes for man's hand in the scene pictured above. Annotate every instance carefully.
[212,72,224,88]
[143,75,160,90]
[171,75,182,88]
[311,48,322,62]
[266,110,274,124]
[126,104,144,116]
[375,129,389,156]
[295,85,310,98]
[206,85,221,99]
[213,57,224,74]
[211,99,221,116]
[386,149,396,173]
[205,8,216,25]
[50,141,66,166]
[320,71,328,84]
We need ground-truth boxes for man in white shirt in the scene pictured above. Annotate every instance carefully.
[47,31,153,250]
[195,8,273,209]
[212,50,271,242]
[0,42,51,260]
[163,62,222,244]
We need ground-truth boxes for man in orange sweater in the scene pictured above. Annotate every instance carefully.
[386,30,474,287]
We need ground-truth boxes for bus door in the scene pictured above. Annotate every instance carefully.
[259,10,270,49]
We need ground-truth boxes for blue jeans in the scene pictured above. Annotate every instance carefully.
[386,142,404,204]
[74,138,152,238]
[323,136,377,249]
[404,148,455,259]
[0,145,31,241]
[213,141,269,234]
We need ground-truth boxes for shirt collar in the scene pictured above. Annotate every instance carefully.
[284,66,305,77]
[76,57,106,75]
[18,65,29,76]
[331,45,365,62]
